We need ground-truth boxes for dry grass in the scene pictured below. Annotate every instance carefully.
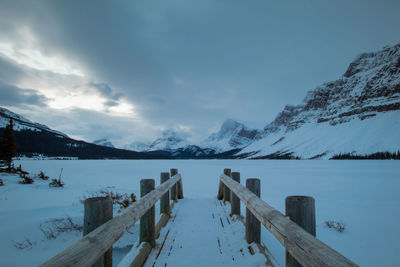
[81,189,136,211]
[13,238,36,250]
[40,216,83,240]
[325,220,346,232]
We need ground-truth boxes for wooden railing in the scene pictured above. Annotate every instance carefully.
[41,169,183,267]
[219,171,358,267]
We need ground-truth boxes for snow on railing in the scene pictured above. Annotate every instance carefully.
[40,169,183,267]
[219,170,358,267]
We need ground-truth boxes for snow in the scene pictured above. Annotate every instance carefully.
[0,160,399,266]
[0,106,69,138]
[93,138,115,148]
[242,110,400,159]
[200,119,260,152]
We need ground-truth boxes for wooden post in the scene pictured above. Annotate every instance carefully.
[246,178,261,244]
[160,172,170,215]
[230,172,240,216]
[140,179,155,247]
[170,169,178,201]
[285,196,316,267]
[217,181,224,200]
[171,168,183,199]
[84,197,113,267]
[223,168,231,203]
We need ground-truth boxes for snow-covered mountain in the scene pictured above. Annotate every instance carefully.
[123,141,151,152]
[200,119,260,152]
[0,107,68,138]
[239,43,400,159]
[146,130,190,152]
[123,120,260,155]
[93,138,114,148]
[0,107,166,159]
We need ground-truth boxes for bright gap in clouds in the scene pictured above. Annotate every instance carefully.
[0,42,85,77]
[0,26,136,118]
[44,88,136,116]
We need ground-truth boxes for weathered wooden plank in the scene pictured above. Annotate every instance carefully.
[83,197,113,267]
[170,169,178,201]
[223,168,231,202]
[140,179,155,247]
[171,168,184,199]
[220,174,358,267]
[130,242,152,267]
[230,172,241,216]
[155,213,170,239]
[217,181,224,200]
[286,196,316,267]
[245,178,261,244]
[40,174,182,267]
[160,172,170,215]
[177,180,184,199]
[128,201,175,267]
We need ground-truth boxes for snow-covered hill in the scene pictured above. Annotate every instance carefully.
[199,119,260,153]
[93,138,115,148]
[0,107,166,159]
[0,107,68,138]
[239,43,400,159]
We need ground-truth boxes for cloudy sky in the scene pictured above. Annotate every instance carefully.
[0,0,399,146]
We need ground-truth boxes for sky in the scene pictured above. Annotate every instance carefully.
[0,0,399,147]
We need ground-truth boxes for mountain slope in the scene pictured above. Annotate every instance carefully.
[93,138,115,148]
[0,107,168,159]
[147,130,190,151]
[240,44,400,159]
[200,119,260,152]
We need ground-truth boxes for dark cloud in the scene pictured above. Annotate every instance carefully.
[0,0,400,143]
[0,56,25,84]
[88,82,121,100]
[104,100,119,107]
[0,80,49,107]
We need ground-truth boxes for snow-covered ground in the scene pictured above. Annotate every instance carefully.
[0,160,399,266]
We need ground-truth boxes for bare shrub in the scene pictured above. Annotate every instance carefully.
[13,238,36,250]
[49,178,64,187]
[49,168,64,187]
[18,173,34,184]
[81,189,136,211]
[325,220,346,233]
[40,216,83,240]
[37,170,49,180]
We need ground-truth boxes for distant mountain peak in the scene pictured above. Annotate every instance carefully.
[200,119,260,152]
[93,138,115,148]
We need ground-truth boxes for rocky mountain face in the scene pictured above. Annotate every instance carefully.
[200,119,260,152]
[146,130,191,152]
[239,43,400,159]
[123,119,260,157]
[123,141,151,152]
[93,138,115,148]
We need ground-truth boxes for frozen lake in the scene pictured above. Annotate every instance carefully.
[0,160,399,266]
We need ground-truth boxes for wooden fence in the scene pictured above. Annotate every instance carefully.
[40,169,183,267]
[218,170,358,267]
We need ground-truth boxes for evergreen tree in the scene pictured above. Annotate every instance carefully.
[0,119,17,169]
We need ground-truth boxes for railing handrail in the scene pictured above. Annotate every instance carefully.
[220,174,358,267]
[40,174,182,267]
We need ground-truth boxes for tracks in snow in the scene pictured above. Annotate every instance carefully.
[143,198,270,267]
